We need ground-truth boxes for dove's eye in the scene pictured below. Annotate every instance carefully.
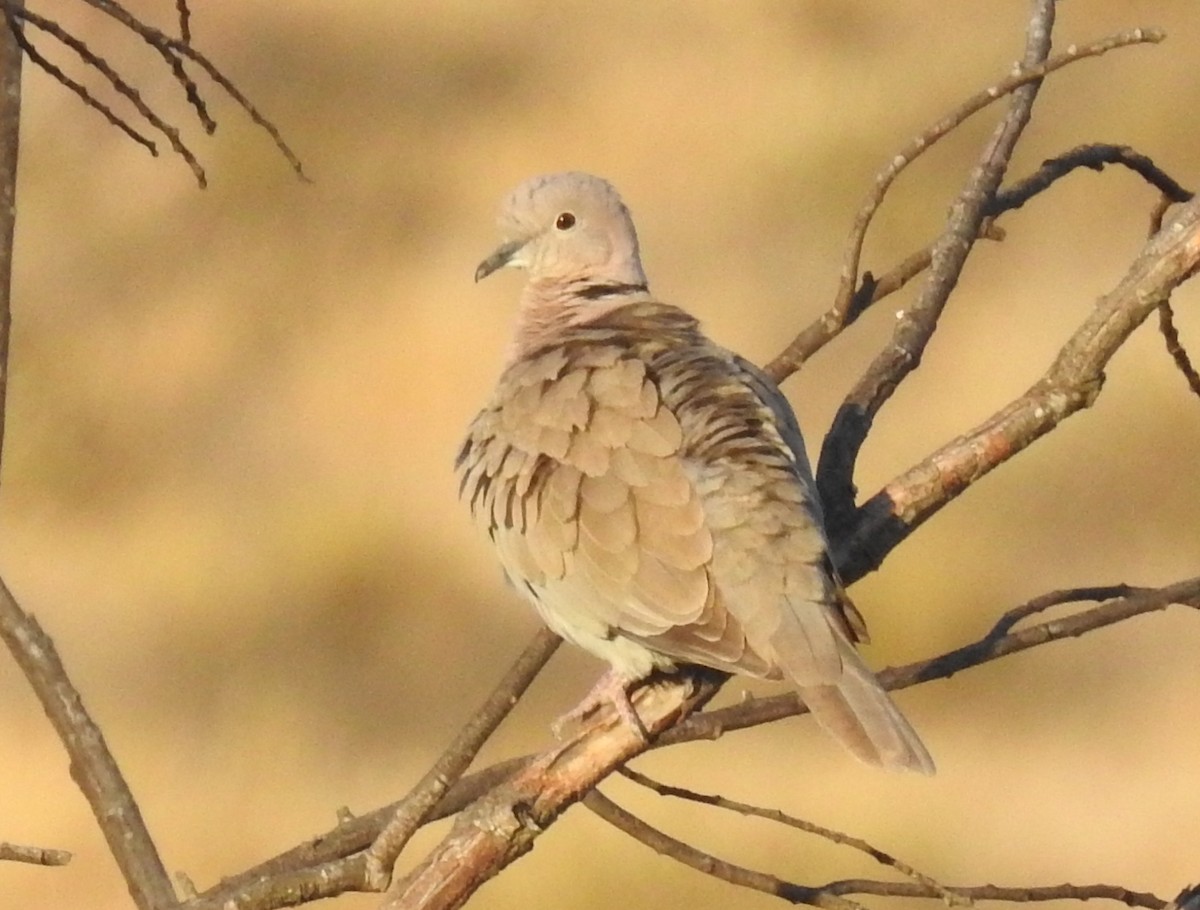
[555,212,576,230]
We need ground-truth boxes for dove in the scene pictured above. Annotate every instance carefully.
[457,172,934,773]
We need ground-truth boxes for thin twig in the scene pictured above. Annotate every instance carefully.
[583,790,869,910]
[619,767,967,905]
[362,628,560,888]
[0,841,72,866]
[1145,195,1200,399]
[989,143,1192,215]
[174,0,191,45]
[88,0,215,132]
[587,790,1167,910]
[765,26,1164,385]
[0,577,176,910]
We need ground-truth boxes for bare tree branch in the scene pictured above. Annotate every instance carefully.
[988,143,1192,215]
[184,670,727,910]
[806,144,1192,348]
[3,16,160,155]
[83,0,307,180]
[1,0,306,185]
[377,669,725,910]
[823,881,1168,909]
[0,578,176,910]
[10,5,207,184]
[815,0,1059,535]
[1157,300,1200,398]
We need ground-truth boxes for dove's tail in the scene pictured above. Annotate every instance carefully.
[797,641,935,774]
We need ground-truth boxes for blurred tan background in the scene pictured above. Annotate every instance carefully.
[2,2,1198,908]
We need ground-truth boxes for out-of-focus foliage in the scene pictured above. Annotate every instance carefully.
[1,3,1197,909]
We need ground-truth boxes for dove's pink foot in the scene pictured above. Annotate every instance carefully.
[552,668,648,742]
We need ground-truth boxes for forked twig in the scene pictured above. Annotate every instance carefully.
[765,26,1164,385]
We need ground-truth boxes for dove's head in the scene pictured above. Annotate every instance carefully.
[475,172,648,289]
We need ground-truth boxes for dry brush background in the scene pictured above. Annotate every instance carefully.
[2,2,1198,909]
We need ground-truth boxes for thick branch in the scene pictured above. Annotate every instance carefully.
[378,669,724,910]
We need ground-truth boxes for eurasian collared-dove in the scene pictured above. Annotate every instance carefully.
[457,172,934,773]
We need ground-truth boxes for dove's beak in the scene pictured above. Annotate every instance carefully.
[474,238,527,283]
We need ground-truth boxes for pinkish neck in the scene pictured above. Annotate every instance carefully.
[505,278,650,363]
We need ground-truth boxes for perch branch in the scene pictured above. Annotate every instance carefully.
[184,578,1199,910]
